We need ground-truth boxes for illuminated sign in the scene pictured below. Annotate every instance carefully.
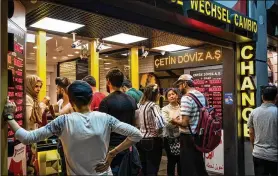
[239,44,256,137]
[154,47,222,71]
[178,0,257,33]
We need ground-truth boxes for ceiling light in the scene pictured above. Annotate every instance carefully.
[33,46,37,49]
[105,55,109,57]
[75,51,79,54]
[104,63,111,65]
[30,52,35,55]
[103,33,147,44]
[153,44,190,52]
[161,51,166,56]
[99,58,103,60]
[68,54,74,57]
[104,68,110,70]
[30,17,84,33]
[121,53,129,56]
[53,56,57,59]
[26,33,52,43]
[62,36,68,39]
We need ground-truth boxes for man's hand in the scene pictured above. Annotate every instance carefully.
[95,151,115,173]
[4,96,17,116]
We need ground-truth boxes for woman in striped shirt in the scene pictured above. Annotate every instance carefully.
[136,84,165,176]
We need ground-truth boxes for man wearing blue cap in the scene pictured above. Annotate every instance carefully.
[3,80,142,175]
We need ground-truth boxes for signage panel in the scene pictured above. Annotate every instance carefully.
[238,44,256,137]
[154,46,222,71]
[184,0,257,33]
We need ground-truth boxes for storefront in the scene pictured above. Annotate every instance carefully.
[1,0,262,175]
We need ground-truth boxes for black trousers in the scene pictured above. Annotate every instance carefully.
[137,137,162,176]
[164,138,181,176]
[180,134,208,176]
[253,157,277,176]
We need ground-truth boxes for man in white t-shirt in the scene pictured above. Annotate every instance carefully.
[55,77,73,175]
[171,74,208,176]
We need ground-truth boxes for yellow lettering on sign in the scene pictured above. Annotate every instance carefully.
[244,124,249,137]
[214,50,221,61]
[191,0,199,11]
[205,1,211,16]
[155,59,159,68]
[239,44,256,138]
[234,14,239,27]
[171,57,176,65]
[206,51,213,60]
[211,4,217,18]
[199,0,205,14]
[242,107,253,122]
[160,58,165,66]
[222,8,227,22]
[217,6,222,20]
[253,22,258,33]
[178,56,183,63]
[241,61,254,75]
[241,92,255,106]
[241,77,255,90]
[241,45,254,60]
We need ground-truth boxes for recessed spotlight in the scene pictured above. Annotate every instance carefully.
[103,33,147,44]
[30,17,85,33]
[62,36,68,39]
[104,63,111,65]
[53,56,57,59]
[30,53,35,55]
[33,46,37,49]
[104,68,110,70]
[68,54,74,57]
[105,55,109,57]
[75,51,79,54]
[153,44,190,52]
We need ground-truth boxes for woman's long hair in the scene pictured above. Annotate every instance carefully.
[140,84,159,105]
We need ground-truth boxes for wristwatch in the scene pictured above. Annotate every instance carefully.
[4,114,14,121]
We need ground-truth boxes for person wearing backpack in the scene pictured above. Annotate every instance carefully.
[171,74,209,176]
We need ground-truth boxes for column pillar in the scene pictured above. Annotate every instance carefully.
[36,31,47,101]
[89,40,99,90]
[253,1,268,104]
[130,48,139,89]
[0,0,8,174]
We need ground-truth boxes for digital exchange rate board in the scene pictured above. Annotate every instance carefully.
[7,20,25,139]
[190,69,223,118]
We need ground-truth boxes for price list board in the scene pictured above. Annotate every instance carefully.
[7,20,26,139]
[190,69,223,118]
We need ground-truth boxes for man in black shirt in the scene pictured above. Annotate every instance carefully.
[99,69,137,176]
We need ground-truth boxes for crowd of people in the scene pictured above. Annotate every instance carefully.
[3,68,278,176]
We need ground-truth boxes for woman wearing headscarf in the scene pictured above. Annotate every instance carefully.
[25,75,43,175]
[26,75,43,131]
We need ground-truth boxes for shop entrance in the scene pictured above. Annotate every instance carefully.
[4,1,246,176]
